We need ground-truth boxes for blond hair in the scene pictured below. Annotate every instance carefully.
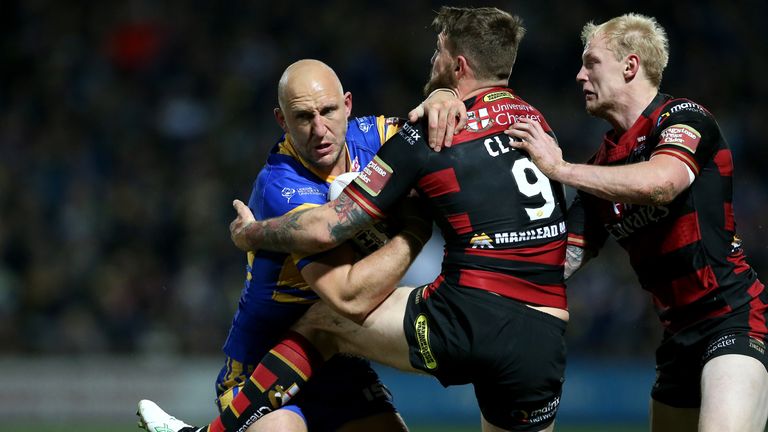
[581,13,669,87]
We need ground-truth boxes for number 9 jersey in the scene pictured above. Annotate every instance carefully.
[344,88,568,308]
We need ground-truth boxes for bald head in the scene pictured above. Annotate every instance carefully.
[277,59,344,111]
[273,59,353,177]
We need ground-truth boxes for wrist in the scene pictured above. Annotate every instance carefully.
[426,87,459,100]
[244,221,260,250]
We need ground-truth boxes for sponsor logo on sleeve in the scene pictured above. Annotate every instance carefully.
[657,101,708,126]
[399,122,421,145]
[355,156,393,197]
[659,124,701,152]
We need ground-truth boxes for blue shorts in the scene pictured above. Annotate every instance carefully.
[216,354,398,431]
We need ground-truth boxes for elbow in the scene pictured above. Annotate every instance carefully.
[643,181,681,206]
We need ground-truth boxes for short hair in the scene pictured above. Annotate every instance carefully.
[431,6,525,81]
[581,13,669,88]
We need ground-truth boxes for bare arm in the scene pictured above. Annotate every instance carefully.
[300,229,427,325]
[564,244,595,280]
[230,192,374,254]
[507,118,692,206]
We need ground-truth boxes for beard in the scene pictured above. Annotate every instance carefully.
[423,61,458,97]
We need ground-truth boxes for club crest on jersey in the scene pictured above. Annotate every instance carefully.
[356,119,374,133]
[469,233,494,248]
[281,187,296,202]
[466,108,493,132]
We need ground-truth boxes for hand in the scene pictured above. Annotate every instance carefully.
[230,199,257,251]
[505,118,566,179]
[408,88,467,152]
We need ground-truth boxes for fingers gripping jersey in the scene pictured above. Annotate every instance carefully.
[222,115,402,363]
[344,88,568,308]
[567,93,764,331]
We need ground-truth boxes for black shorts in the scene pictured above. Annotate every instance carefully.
[403,283,567,431]
[216,354,397,431]
[652,294,768,408]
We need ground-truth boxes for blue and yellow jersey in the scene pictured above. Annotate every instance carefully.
[222,115,401,363]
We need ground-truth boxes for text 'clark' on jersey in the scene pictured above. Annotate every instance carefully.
[344,88,568,308]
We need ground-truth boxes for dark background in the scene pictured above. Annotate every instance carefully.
[1,0,766,364]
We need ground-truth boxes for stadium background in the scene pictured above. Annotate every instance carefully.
[1,0,766,430]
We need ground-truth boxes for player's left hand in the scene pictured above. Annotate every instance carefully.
[505,118,566,179]
[230,199,258,251]
[408,88,467,152]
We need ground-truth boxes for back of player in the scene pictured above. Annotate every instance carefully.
[344,87,568,429]
[346,88,566,306]
[217,115,404,431]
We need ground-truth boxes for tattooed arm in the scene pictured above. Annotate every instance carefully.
[564,244,595,280]
[230,192,375,255]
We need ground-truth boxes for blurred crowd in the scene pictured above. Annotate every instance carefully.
[1,0,766,360]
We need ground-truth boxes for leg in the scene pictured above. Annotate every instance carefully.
[246,409,306,432]
[480,413,554,432]
[649,399,698,432]
[699,354,768,432]
[293,287,421,373]
[337,412,408,432]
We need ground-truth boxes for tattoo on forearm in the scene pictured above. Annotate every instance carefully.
[262,208,309,251]
[331,194,373,243]
[564,245,590,280]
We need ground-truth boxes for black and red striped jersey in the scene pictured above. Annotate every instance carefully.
[568,93,764,331]
[344,87,568,308]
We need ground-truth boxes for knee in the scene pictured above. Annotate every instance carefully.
[290,304,343,360]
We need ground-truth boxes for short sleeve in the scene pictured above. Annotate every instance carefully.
[343,121,429,219]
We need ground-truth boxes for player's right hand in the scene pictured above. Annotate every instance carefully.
[230,199,257,252]
[408,88,467,152]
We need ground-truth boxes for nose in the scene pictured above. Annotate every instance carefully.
[311,114,327,137]
[576,66,588,83]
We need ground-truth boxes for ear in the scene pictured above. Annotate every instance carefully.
[343,91,352,118]
[624,54,640,81]
[455,55,470,79]
[274,107,288,133]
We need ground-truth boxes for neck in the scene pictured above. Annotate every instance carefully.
[457,78,508,101]
[606,85,658,134]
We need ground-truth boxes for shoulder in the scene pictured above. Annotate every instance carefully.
[252,162,326,219]
[655,97,716,128]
